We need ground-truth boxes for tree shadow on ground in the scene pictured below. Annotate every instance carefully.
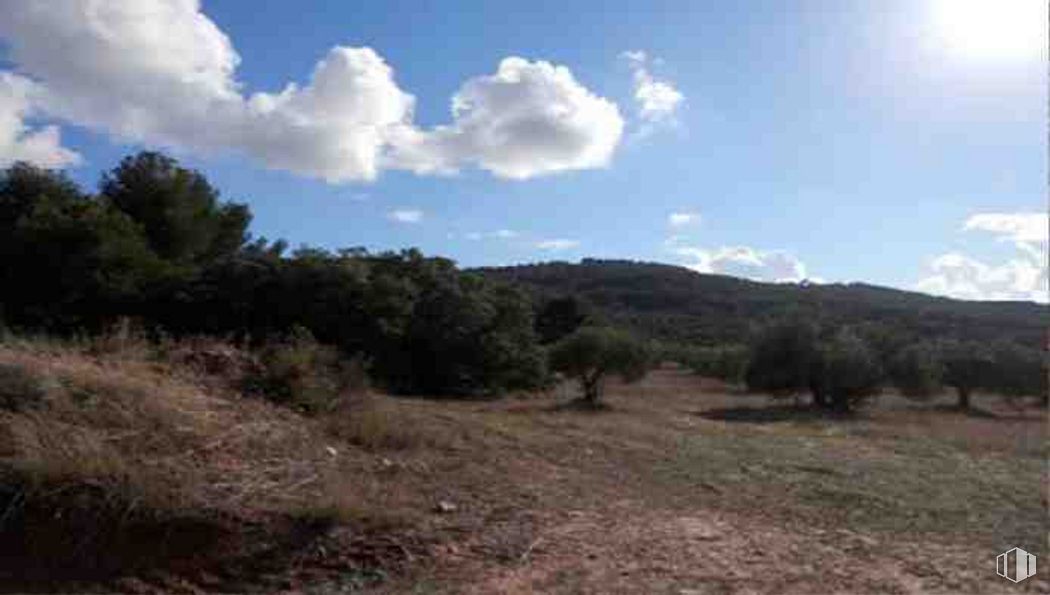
[545,398,613,413]
[694,405,856,424]
[926,403,1042,421]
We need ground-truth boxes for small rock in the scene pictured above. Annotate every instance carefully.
[434,500,457,513]
[325,446,338,457]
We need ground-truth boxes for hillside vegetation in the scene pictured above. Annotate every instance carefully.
[476,260,1048,347]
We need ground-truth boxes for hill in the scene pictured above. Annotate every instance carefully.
[475,259,1048,347]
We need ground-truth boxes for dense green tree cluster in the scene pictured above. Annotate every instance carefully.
[0,154,545,396]
[741,318,1046,411]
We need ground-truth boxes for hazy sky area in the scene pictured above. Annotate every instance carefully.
[0,0,1046,301]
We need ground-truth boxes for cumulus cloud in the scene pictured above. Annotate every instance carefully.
[0,0,624,181]
[388,208,423,223]
[668,211,700,227]
[0,73,80,168]
[675,245,810,283]
[391,58,623,179]
[917,212,1047,301]
[622,50,683,124]
[916,253,1045,301]
[536,239,580,251]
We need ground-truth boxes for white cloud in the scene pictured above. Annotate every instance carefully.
[962,212,1047,256]
[917,212,1048,301]
[675,245,810,283]
[668,211,701,227]
[391,57,624,179]
[622,50,683,125]
[916,252,1046,301]
[463,229,518,241]
[388,208,423,223]
[536,239,580,251]
[0,1,625,182]
[0,72,80,168]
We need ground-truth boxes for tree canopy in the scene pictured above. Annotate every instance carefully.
[0,154,545,396]
[549,327,650,404]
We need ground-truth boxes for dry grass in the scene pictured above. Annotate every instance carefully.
[323,394,460,452]
[0,342,1045,593]
[359,368,1049,594]
[0,336,417,589]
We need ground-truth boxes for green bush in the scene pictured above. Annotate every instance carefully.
[684,345,748,384]
[245,328,358,414]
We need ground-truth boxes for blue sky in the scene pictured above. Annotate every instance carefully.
[0,0,1046,301]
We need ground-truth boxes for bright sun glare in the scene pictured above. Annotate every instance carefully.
[932,0,1047,60]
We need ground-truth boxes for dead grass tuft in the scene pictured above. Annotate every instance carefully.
[323,394,457,452]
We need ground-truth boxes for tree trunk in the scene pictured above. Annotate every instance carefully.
[957,386,971,409]
[810,381,828,409]
[581,372,603,405]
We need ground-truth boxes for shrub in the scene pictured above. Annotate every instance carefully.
[245,328,358,414]
[549,327,651,404]
[685,344,748,384]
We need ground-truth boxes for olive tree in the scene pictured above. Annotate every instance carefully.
[549,327,650,405]
[889,342,943,399]
[938,340,993,409]
[745,319,884,412]
[744,319,824,405]
[817,328,884,411]
[987,341,1045,405]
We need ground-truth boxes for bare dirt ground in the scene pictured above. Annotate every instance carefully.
[293,367,1048,594]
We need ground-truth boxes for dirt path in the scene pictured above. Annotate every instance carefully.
[394,499,1042,595]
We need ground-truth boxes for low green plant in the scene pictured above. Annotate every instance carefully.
[245,327,360,414]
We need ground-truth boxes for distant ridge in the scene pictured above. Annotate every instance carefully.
[474,259,1048,346]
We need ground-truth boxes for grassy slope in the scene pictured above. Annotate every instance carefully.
[0,340,1045,593]
[0,338,430,591]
